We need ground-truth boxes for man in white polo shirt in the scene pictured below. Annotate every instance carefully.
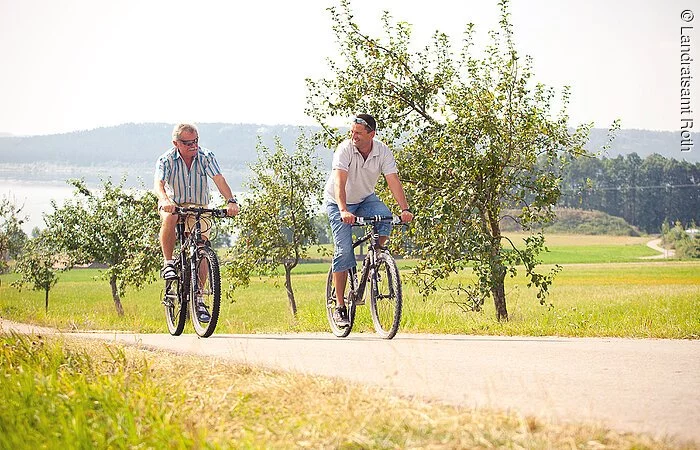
[324,114,414,327]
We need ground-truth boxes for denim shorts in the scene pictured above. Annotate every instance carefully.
[327,193,392,273]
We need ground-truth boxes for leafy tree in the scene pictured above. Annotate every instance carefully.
[224,134,324,316]
[306,0,596,320]
[43,178,161,316]
[0,196,28,274]
[661,220,699,259]
[12,232,61,311]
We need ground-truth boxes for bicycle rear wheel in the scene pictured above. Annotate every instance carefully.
[190,246,221,338]
[164,258,188,336]
[370,252,402,339]
[325,268,356,338]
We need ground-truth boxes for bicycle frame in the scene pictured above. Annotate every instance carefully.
[176,210,207,279]
[347,219,384,303]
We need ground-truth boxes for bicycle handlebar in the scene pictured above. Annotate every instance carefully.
[173,206,229,218]
[353,215,404,226]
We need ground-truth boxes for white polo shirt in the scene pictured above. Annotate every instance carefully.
[324,138,398,205]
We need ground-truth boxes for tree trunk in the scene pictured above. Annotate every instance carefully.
[109,275,125,316]
[44,288,49,312]
[488,217,509,322]
[491,266,508,322]
[284,265,297,317]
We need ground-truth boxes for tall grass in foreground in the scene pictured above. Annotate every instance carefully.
[0,334,691,449]
[1,261,698,339]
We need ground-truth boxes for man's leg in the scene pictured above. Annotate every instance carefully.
[159,210,179,280]
[159,210,179,260]
[333,270,348,307]
[327,203,357,307]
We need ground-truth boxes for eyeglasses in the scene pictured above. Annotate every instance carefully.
[178,138,199,147]
[352,117,374,131]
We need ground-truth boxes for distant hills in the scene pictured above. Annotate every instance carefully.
[0,123,321,167]
[0,123,697,170]
[0,123,329,190]
[585,128,699,162]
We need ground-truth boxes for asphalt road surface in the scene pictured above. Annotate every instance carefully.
[2,320,698,444]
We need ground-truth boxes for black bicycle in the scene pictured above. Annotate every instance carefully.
[325,215,404,339]
[163,206,227,338]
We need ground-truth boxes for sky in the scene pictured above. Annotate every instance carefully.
[0,0,697,136]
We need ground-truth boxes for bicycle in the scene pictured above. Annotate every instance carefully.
[325,215,404,339]
[162,206,228,338]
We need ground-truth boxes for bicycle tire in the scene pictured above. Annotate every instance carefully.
[190,246,221,338]
[370,252,402,339]
[325,268,356,338]
[164,258,188,336]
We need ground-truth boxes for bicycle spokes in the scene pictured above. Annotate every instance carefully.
[370,255,402,339]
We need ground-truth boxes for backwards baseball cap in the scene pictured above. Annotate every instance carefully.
[353,113,376,132]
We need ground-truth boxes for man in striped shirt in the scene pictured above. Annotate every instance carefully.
[154,123,239,321]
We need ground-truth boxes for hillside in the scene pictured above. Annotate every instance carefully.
[500,208,642,236]
[1,123,698,165]
[0,123,326,167]
[585,128,698,161]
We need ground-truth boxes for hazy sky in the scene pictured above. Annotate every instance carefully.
[1,0,696,136]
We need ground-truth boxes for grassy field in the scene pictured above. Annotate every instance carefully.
[309,234,660,266]
[2,234,699,448]
[0,235,698,339]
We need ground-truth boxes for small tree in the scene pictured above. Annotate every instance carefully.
[224,134,324,316]
[306,0,600,321]
[43,178,161,316]
[0,196,28,274]
[12,232,61,311]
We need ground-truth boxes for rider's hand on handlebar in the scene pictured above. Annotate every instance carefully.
[340,209,355,224]
[400,209,414,223]
[158,198,176,214]
[226,202,240,217]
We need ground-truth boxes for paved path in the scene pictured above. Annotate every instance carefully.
[644,238,675,259]
[2,319,698,444]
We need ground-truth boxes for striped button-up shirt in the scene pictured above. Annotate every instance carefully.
[155,147,222,205]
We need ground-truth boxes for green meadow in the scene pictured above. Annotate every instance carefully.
[1,234,698,339]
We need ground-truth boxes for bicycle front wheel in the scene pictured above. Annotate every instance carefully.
[325,268,356,338]
[370,252,402,339]
[164,258,188,336]
[190,246,221,338]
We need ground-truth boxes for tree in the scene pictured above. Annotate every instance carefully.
[224,134,324,316]
[306,0,596,321]
[43,178,161,316]
[12,232,61,311]
[0,196,28,274]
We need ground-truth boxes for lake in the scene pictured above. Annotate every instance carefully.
[0,163,247,234]
[1,179,76,233]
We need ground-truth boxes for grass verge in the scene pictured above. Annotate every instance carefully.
[1,333,693,449]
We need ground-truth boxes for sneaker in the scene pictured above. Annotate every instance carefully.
[195,298,211,323]
[161,263,177,281]
[333,305,349,327]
